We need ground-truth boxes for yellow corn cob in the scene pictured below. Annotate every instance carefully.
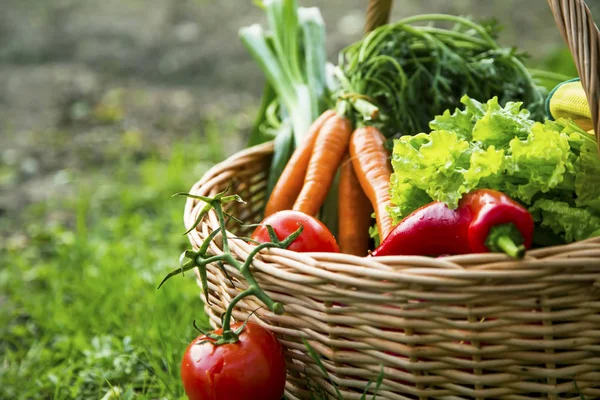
[547,78,593,132]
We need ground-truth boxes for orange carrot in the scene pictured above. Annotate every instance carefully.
[293,113,352,216]
[338,153,373,256]
[264,110,336,217]
[349,126,394,240]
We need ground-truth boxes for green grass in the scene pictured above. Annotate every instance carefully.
[0,137,223,399]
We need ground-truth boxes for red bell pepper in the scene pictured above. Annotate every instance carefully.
[371,189,534,259]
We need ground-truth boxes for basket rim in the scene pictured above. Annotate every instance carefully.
[183,0,600,276]
[183,141,600,277]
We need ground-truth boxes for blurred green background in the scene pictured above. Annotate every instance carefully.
[0,1,597,399]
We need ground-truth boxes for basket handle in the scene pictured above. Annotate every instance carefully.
[364,0,393,34]
[547,0,600,146]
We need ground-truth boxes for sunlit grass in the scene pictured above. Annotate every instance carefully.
[0,137,218,399]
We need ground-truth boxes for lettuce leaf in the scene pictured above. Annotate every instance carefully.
[505,122,572,203]
[463,146,506,189]
[471,97,532,147]
[391,131,471,209]
[575,137,600,213]
[388,182,431,224]
[429,107,474,140]
[388,95,600,244]
[529,199,600,242]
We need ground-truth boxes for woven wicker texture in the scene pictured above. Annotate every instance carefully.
[364,0,393,34]
[184,143,600,399]
[548,0,600,145]
[183,0,600,398]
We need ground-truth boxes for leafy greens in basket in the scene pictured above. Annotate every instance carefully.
[240,1,566,239]
[388,95,600,246]
[335,15,553,139]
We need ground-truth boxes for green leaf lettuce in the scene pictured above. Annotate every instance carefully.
[389,95,600,244]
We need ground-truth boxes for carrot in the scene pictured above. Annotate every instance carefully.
[349,126,394,240]
[293,113,352,216]
[338,153,373,256]
[264,110,336,217]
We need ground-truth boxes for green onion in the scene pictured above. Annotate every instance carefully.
[240,0,331,207]
[240,0,330,147]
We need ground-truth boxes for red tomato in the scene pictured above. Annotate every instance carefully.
[252,210,340,253]
[181,322,286,400]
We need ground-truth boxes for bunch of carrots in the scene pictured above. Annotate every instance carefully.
[264,110,393,256]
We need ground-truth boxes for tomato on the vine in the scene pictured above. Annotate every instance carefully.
[252,210,340,253]
[180,322,286,400]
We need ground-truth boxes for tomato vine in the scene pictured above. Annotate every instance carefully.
[158,186,302,344]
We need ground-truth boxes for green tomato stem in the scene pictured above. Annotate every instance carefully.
[216,217,290,336]
[163,188,299,346]
[214,202,230,254]
[221,288,254,334]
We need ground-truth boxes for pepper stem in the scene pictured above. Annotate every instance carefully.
[485,223,526,259]
[496,235,526,259]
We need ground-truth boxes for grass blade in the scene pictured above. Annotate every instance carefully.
[574,378,586,400]
[302,339,343,400]
[370,367,384,400]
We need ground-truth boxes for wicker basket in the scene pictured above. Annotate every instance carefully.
[183,1,600,399]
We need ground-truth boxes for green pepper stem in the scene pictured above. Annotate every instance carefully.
[485,223,526,260]
[496,235,525,259]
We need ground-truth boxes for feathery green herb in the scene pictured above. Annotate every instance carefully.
[335,14,548,138]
